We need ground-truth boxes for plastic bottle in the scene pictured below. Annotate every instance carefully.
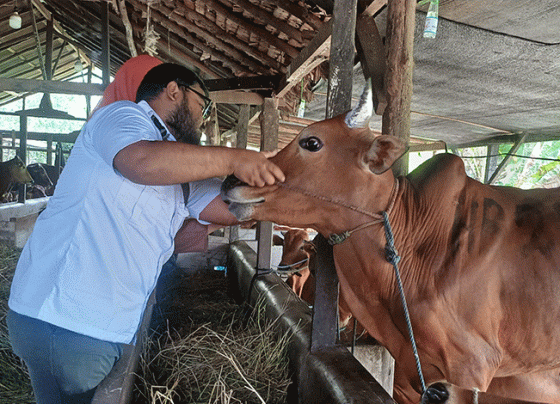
[423,0,439,38]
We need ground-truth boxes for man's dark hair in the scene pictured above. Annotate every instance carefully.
[135,63,208,103]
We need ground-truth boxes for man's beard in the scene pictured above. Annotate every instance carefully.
[166,98,202,145]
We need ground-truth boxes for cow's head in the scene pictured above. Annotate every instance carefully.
[273,228,316,273]
[221,82,407,235]
[8,156,34,185]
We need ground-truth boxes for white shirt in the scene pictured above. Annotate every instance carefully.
[9,100,219,344]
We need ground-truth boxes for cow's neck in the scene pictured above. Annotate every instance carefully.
[326,177,400,245]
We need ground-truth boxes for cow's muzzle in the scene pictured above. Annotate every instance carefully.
[220,174,264,221]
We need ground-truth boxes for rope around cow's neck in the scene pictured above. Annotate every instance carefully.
[277,178,400,245]
[383,211,427,396]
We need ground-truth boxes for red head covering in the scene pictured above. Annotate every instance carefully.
[90,54,163,116]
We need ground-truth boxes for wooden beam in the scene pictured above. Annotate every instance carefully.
[382,0,416,176]
[154,39,219,79]
[236,105,249,149]
[0,78,104,96]
[276,19,332,99]
[205,76,281,92]
[209,90,265,106]
[31,0,91,67]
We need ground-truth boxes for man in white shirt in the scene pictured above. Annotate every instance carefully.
[7,63,284,404]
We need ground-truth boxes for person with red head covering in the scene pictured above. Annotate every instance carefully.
[91,54,163,116]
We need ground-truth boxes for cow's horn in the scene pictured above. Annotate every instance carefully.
[344,78,373,129]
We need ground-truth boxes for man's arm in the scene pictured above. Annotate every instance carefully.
[198,195,240,226]
[113,140,284,187]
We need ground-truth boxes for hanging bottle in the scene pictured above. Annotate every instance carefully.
[423,0,439,38]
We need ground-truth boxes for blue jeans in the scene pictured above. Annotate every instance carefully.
[7,310,123,404]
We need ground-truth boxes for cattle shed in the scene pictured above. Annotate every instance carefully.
[1,1,559,403]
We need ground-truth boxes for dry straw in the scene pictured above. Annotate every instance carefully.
[136,295,292,404]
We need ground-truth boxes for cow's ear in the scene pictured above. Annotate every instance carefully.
[365,135,407,174]
[273,234,284,246]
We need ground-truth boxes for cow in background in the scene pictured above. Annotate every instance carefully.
[27,163,55,196]
[222,82,560,403]
[273,227,371,343]
[273,227,316,303]
[0,156,33,202]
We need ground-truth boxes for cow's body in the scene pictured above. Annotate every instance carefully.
[221,85,560,403]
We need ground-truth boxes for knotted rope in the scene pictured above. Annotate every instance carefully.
[382,211,426,396]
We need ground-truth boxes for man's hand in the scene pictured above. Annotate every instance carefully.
[231,149,285,187]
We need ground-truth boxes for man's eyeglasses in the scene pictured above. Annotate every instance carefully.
[188,87,213,120]
[174,79,213,120]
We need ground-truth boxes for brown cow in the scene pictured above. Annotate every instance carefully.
[273,227,372,343]
[0,156,33,201]
[273,228,317,303]
[221,83,560,403]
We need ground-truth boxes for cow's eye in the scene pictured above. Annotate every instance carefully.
[299,136,323,152]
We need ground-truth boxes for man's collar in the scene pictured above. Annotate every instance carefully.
[137,100,177,142]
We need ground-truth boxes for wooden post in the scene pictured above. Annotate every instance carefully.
[17,115,28,202]
[312,0,358,352]
[206,106,220,145]
[256,98,278,270]
[229,105,250,243]
[382,0,416,176]
[47,134,53,165]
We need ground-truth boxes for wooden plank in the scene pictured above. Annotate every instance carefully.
[209,90,265,106]
[0,78,104,96]
[205,76,281,92]
[276,19,332,100]
[382,0,416,175]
